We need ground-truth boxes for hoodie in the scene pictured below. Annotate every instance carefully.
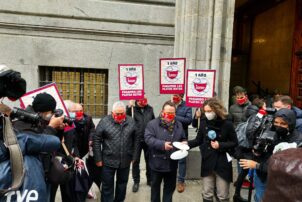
[292,106,302,133]
[274,108,302,145]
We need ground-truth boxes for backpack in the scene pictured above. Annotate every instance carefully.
[235,118,251,148]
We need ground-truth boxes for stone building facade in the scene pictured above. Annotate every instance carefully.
[0,0,235,116]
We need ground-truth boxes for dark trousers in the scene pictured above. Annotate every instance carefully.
[50,182,85,202]
[101,165,130,202]
[86,156,102,188]
[132,141,151,183]
[235,168,249,195]
[151,170,177,202]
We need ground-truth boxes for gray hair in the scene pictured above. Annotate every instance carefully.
[64,100,75,111]
[112,101,126,112]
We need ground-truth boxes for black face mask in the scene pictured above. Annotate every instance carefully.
[275,126,289,137]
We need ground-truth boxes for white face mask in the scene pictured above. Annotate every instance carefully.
[205,112,216,120]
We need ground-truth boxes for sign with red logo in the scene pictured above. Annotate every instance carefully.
[160,58,186,94]
[118,64,144,100]
[186,70,216,107]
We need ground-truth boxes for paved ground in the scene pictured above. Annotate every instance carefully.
[55,159,255,202]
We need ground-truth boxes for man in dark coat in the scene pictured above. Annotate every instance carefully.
[93,101,139,202]
[229,86,251,128]
[126,96,155,192]
[171,94,192,193]
[67,102,96,159]
[145,101,187,202]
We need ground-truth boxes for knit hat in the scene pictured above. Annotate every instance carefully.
[32,93,56,112]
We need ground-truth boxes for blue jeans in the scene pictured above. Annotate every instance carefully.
[254,170,266,202]
[177,158,186,183]
[101,165,130,202]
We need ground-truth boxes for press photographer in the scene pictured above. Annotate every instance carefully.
[239,108,302,202]
[11,92,84,202]
[13,92,66,134]
[0,65,61,202]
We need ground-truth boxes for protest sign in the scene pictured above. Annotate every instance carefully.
[160,58,186,94]
[186,70,216,107]
[118,64,144,100]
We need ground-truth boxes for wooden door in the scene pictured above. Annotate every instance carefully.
[290,0,302,108]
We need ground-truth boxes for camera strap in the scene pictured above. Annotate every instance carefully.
[0,116,25,196]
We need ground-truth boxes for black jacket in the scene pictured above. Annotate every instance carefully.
[93,115,139,169]
[74,114,96,158]
[144,118,187,172]
[188,116,238,182]
[126,103,155,142]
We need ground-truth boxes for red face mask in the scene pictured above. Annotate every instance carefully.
[113,113,126,123]
[137,98,148,107]
[236,96,248,105]
[75,111,84,121]
[172,96,181,104]
[162,112,175,122]
[258,108,267,116]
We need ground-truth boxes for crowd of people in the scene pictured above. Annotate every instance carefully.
[1,65,302,202]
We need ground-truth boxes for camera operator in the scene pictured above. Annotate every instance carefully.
[233,98,267,202]
[13,93,65,134]
[239,108,302,202]
[0,65,61,202]
[12,93,70,201]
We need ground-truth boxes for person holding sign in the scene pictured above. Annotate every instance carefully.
[171,94,192,193]
[126,96,155,192]
[93,101,139,202]
[144,101,187,202]
[188,98,238,202]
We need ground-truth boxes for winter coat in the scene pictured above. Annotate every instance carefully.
[74,114,96,158]
[188,116,238,182]
[292,106,302,133]
[245,104,259,118]
[126,103,155,142]
[229,101,251,128]
[93,115,139,169]
[144,118,186,172]
[0,130,60,202]
[175,101,192,137]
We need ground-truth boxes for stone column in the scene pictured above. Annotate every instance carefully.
[174,0,235,106]
[174,0,235,179]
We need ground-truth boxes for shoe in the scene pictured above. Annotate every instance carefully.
[132,183,139,192]
[233,194,248,202]
[177,182,185,193]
